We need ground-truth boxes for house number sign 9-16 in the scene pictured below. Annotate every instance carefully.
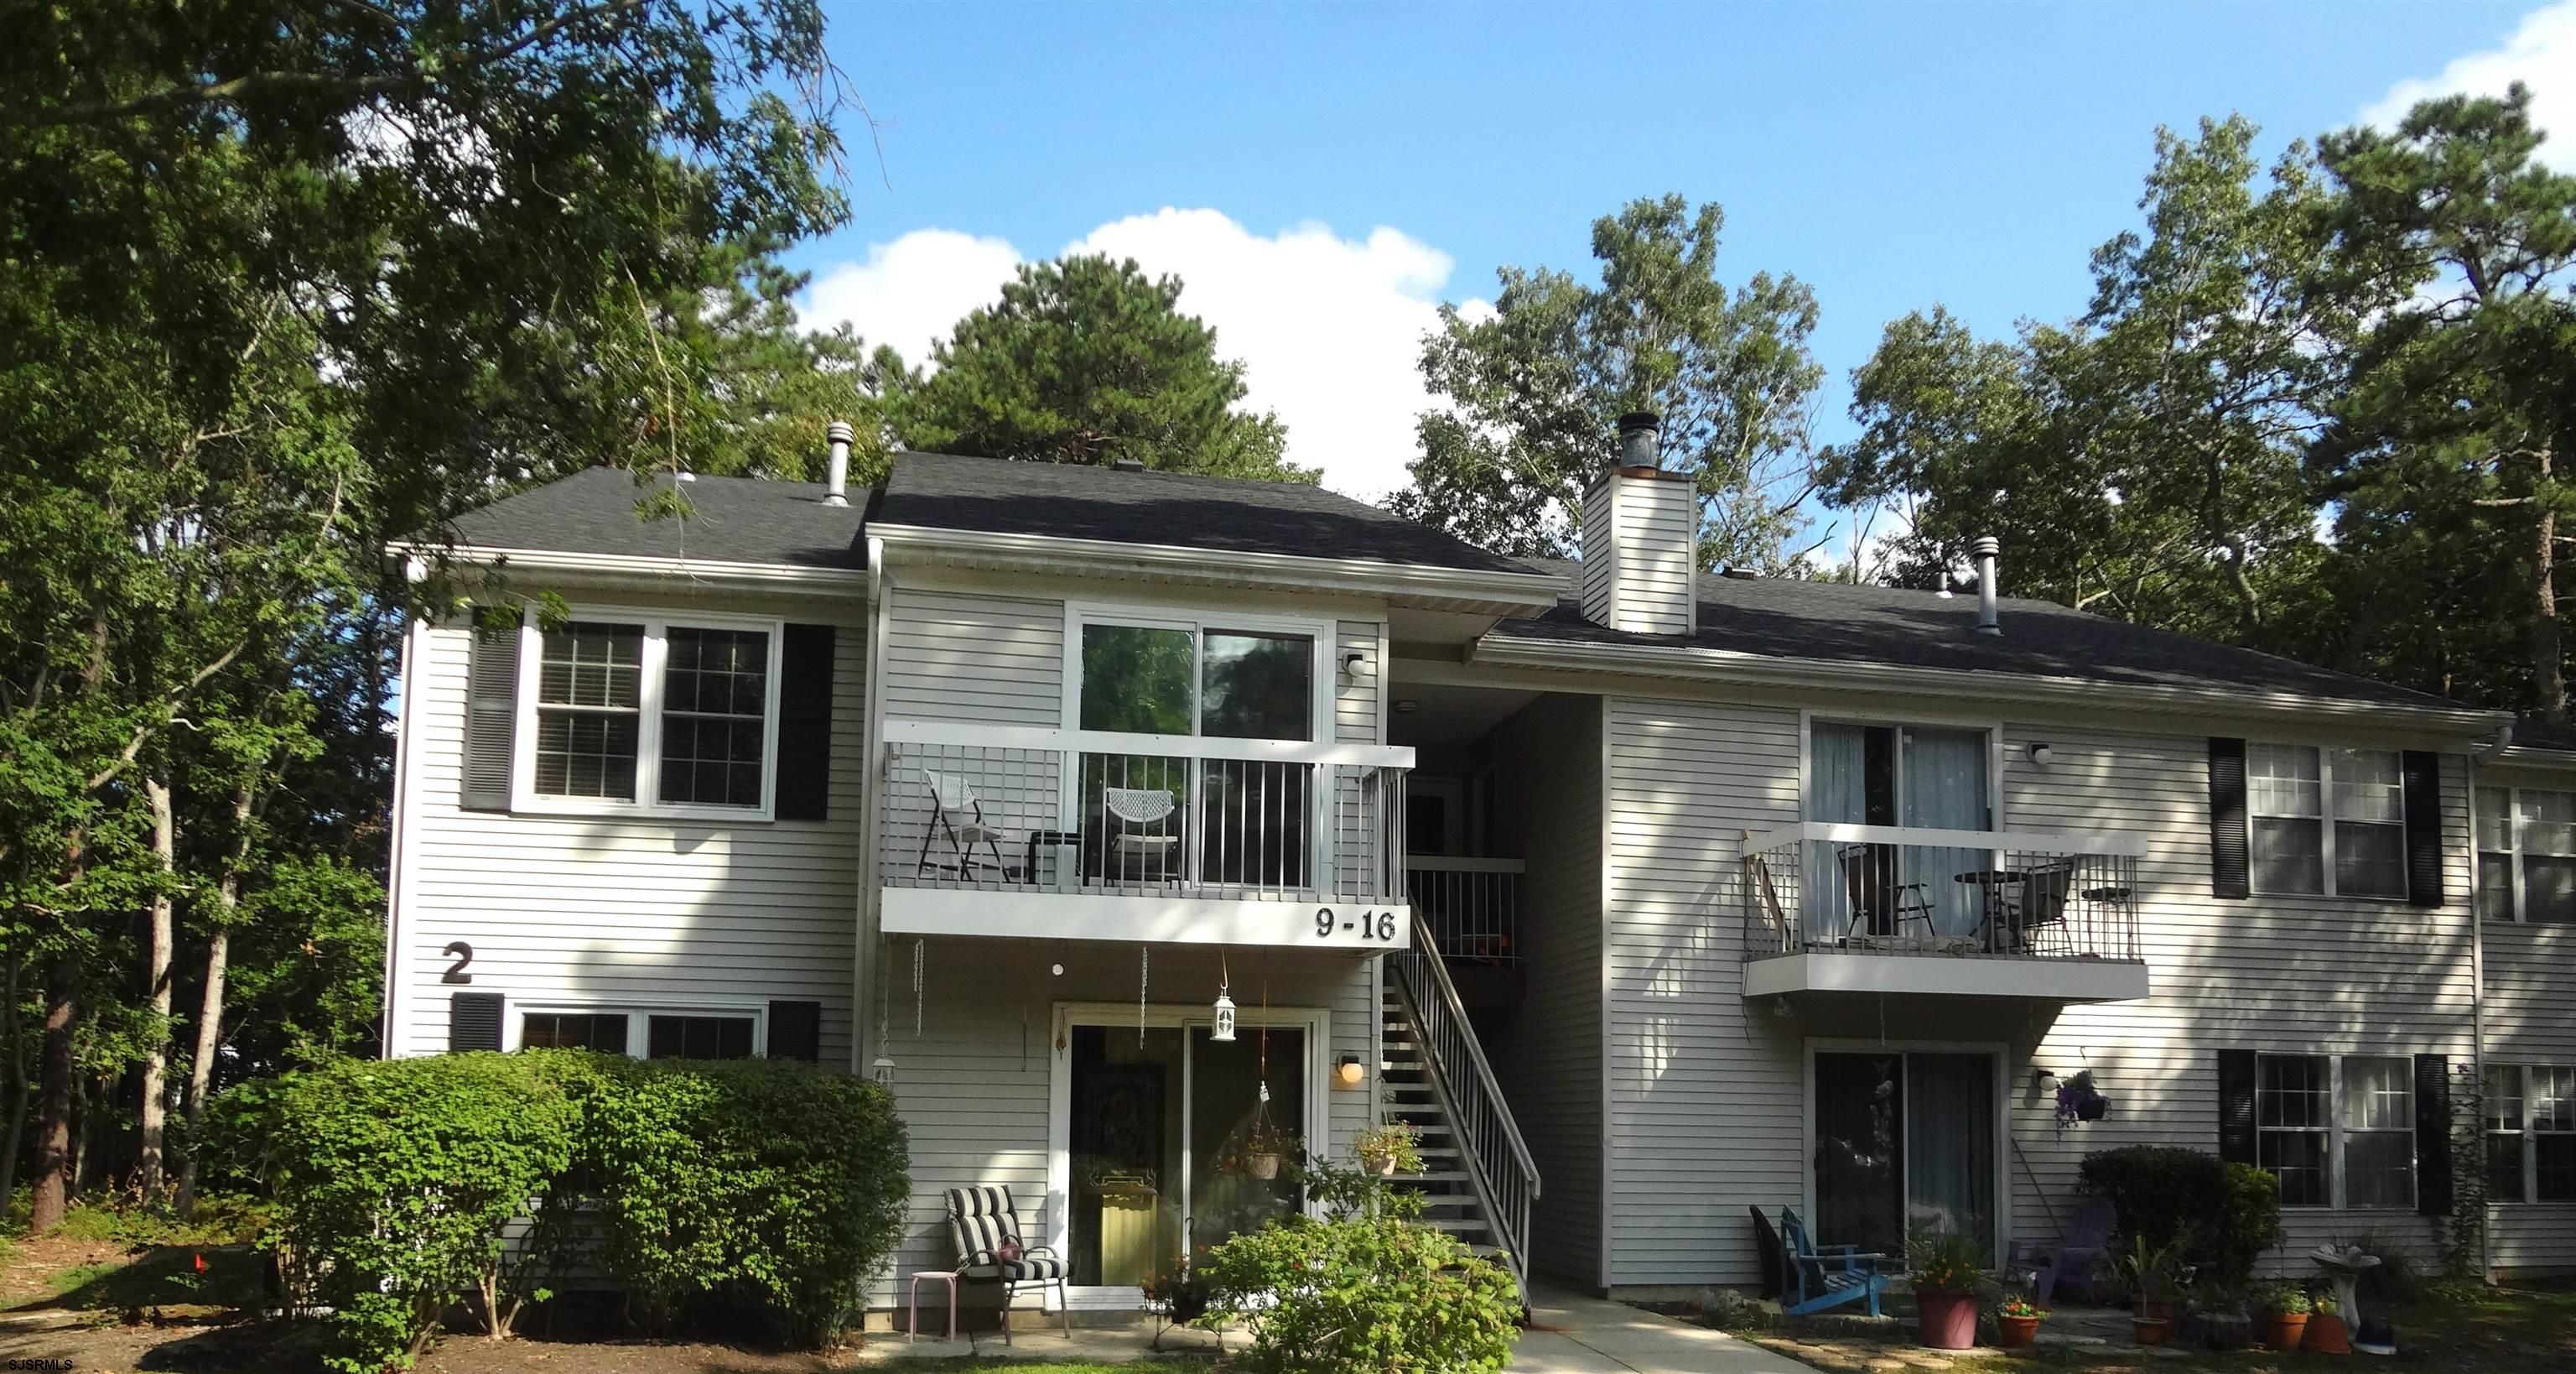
[1316,907,1399,942]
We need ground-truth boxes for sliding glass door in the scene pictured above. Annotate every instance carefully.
[1813,1049,1998,1257]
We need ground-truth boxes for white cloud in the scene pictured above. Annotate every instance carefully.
[797,211,1472,500]
[2362,0,2576,167]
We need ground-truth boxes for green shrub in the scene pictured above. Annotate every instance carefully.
[217,1050,909,1371]
[567,1054,910,1345]
[246,1052,580,1372]
[2079,1146,2283,1287]
[1198,1159,1521,1374]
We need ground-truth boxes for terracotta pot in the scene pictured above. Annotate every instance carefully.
[1999,1314,2041,1348]
[2134,1298,2178,1325]
[2303,1312,2353,1355]
[1916,1288,1980,1350]
[2132,1316,2173,1346]
[1363,1154,1397,1177]
[2257,1313,2309,1351]
[1247,1153,1281,1180]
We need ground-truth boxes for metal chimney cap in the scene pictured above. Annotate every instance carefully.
[826,420,854,445]
[1616,411,1661,435]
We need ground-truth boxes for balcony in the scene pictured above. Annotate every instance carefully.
[1405,856,1524,1008]
[1738,822,2151,1002]
[878,719,1412,952]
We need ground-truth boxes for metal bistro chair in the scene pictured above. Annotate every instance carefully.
[1102,786,1180,885]
[1838,843,1935,940]
[917,769,1016,882]
[2004,859,2078,955]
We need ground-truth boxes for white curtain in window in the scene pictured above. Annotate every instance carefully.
[1903,728,1988,936]
[1806,725,1870,941]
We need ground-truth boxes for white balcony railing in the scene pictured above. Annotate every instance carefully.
[880,719,1411,907]
[1741,821,2148,963]
[1404,856,1524,964]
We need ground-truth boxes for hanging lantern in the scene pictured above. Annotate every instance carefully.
[871,1054,897,1087]
[1212,986,1237,1043]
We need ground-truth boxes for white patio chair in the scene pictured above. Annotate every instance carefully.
[917,768,1015,880]
[1103,786,1179,884]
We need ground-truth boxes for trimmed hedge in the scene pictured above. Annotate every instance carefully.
[2079,1145,2283,1287]
[220,1050,907,1371]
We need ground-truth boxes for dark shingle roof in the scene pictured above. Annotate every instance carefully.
[1493,566,2477,714]
[871,452,1535,575]
[2510,716,2576,752]
[444,467,867,570]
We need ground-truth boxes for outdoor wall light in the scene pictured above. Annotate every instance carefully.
[2027,742,2055,769]
[2032,1067,2058,1091]
[1393,699,1420,714]
[1341,650,1373,682]
[1336,1054,1366,1088]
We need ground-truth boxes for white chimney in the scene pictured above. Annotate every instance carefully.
[1973,534,2000,635]
[1579,413,1697,636]
[823,419,854,507]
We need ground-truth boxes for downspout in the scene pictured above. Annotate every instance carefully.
[380,613,423,1055]
[854,535,891,1076]
[2468,721,2512,1279]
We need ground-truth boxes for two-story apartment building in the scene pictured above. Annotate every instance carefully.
[382,416,2573,1322]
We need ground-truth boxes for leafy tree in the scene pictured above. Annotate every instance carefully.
[1822,118,2360,642]
[2312,84,2576,717]
[1393,194,1825,572]
[885,255,1310,480]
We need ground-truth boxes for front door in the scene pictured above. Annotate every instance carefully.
[1058,1012,1313,1302]
[1814,1049,1998,1257]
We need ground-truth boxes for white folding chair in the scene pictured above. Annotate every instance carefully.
[918,769,1014,879]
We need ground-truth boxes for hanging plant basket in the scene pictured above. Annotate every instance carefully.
[2055,1070,2110,1132]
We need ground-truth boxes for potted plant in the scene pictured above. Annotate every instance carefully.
[1216,1117,1300,1180]
[2251,1281,2311,1351]
[1905,1229,1987,1351]
[1353,1119,1421,1177]
[2054,1070,2111,1132]
[2195,1282,2253,1351]
[1996,1294,2047,1349]
[1143,1260,1208,1322]
[2116,1233,2187,1345]
[2303,1290,2352,1355]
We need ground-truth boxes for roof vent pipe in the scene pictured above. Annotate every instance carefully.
[1616,411,1661,470]
[823,420,854,507]
[1972,535,2001,636]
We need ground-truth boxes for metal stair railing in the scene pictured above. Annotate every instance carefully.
[1389,920,1540,1299]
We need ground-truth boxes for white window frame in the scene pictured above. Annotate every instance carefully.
[2487,1063,2576,1205]
[1798,712,2006,830]
[1799,1038,2012,1259]
[509,605,787,821]
[1061,601,1337,747]
[2246,743,2408,900]
[2475,783,2576,924]
[506,998,770,1059]
[2257,1052,2418,1210]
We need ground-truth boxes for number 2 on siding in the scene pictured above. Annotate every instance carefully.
[442,941,475,984]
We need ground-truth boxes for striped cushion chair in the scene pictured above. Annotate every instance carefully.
[944,1185,1070,1343]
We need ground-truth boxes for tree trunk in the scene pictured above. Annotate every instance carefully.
[174,776,253,1219]
[29,961,76,1232]
[137,777,176,1205]
[0,950,26,1210]
[2535,445,2565,722]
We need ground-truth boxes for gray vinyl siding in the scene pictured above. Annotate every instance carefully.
[392,592,868,1064]
[1588,696,2480,1291]
[1488,694,1605,1287]
[882,588,1063,725]
[2473,762,2576,1273]
[1602,695,1805,1289]
[872,945,1379,1309]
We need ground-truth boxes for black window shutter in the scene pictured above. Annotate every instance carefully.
[461,612,518,812]
[2402,751,2446,908]
[768,999,822,1062]
[774,625,835,821]
[2210,737,2250,899]
[2218,1049,2258,1165]
[2416,1053,2453,1215]
[449,992,504,1053]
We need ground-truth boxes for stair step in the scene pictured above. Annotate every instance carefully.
[1415,1217,1494,1234]
[1385,1170,1472,1184]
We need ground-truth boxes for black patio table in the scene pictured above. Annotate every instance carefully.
[1955,869,2029,951]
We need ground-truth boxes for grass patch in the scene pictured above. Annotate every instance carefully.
[37,1245,266,1312]
[44,1262,121,1293]
[866,1362,1215,1373]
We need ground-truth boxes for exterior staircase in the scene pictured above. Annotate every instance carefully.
[1384,926,1540,1299]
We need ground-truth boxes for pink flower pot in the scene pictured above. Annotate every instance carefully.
[1916,1288,1980,1350]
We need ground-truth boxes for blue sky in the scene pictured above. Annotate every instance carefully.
[792,0,2571,525]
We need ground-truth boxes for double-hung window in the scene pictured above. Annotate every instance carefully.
[2477,785,2576,924]
[515,611,784,818]
[2486,1064,2576,1203]
[514,1006,761,1059]
[2258,1053,2416,1209]
[2247,745,2406,898]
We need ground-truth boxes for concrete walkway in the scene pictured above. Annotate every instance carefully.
[1514,1287,1817,1374]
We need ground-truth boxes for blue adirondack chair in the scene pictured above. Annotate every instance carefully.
[1777,1207,1892,1317]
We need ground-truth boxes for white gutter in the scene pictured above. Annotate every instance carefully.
[866,523,1561,615]
[387,543,871,596]
[1471,632,2515,736]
